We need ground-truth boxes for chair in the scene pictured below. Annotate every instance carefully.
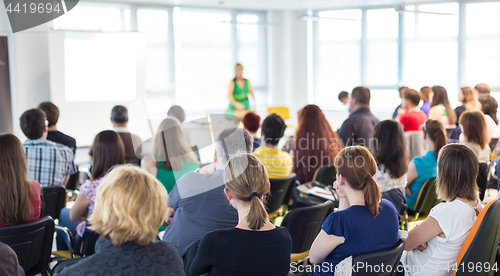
[40,185,66,220]
[410,177,441,221]
[453,198,500,276]
[0,216,55,276]
[404,131,425,160]
[267,106,293,128]
[281,201,335,262]
[351,239,405,276]
[66,166,79,191]
[477,163,488,201]
[312,165,336,186]
[267,174,297,218]
[52,231,100,260]
[489,138,499,152]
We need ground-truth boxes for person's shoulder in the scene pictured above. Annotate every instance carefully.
[31,180,41,191]
[380,198,399,214]
[153,240,182,254]
[252,146,265,155]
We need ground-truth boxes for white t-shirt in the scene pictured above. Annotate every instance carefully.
[484,114,500,139]
[401,200,477,276]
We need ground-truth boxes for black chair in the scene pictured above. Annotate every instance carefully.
[352,239,405,276]
[0,216,55,276]
[313,165,336,186]
[489,138,499,152]
[267,174,297,218]
[66,165,79,191]
[51,257,86,276]
[40,185,66,220]
[478,163,488,201]
[281,201,335,262]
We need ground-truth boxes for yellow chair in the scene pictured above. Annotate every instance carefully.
[267,106,293,128]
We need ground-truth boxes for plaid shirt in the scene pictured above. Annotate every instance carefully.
[24,138,77,187]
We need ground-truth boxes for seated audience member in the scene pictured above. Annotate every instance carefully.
[401,144,482,276]
[253,114,292,179]
[419,86,431,115]
[475,83,491,97]
[309,146,400,275]
[0,134,41,227]
[189,154,292,276]
[292,105,342,183]
[459,111,491,163]
[338,86,379,148]
[454,87,479,124]
[392,86,408,119]
[162,128,253,257]
[0,242,22,276]
[478,95,500,139]
[54,166,185,276]
[20,109,76,187]
[57,131,125,250]
[141,117,200,194]
[372,120,408,214]
[428,86,457,126]
[168,105,186,123]
[38,101,77,153]
[89,105,142,161]
[406,120,447,211]
[242,111,261,151]
[338,91,349,105]
[396,89,427,132]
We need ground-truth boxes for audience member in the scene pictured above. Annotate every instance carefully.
[478,95,500,139]
[189,154,292,276]
[242,111,261,151]
[459,111,491,163]
[338,86,380,148]
[0,242,22,276]
[89,105,142,161]
[309,146,400,275]
[162,128,252,257]
[454,87,479,124]
[292,104,343,183]
[168,105,186,123]
[392,86,409,119]
[55,166,185,276]
[38,102,77,153]
[338,91,349,105]
[475,83,491,97]
[372,120,408,213]
[58,130,125,251]
[20,109,76,187]
[428,86,457,126]
[142,117,200,194]
[397,89,427,132]
[0,134,41,227]
[401,144,482,276]
[405,120,447,210]
[253,114,292,179]
[419,86,431,115]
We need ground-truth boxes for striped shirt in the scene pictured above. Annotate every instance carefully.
[24,138,76,187]
[253,146,293,179]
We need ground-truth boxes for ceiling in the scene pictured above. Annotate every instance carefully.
[88,0,458,11]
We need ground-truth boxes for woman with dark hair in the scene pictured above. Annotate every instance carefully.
[0,134,41,227]
[309,146,400,275]
[478,95,499,139]
[58,130,125,250]
[291,104,343,183]
[428,86,457,126]
[419,86,431,115]
[406,120,447,210]
[372,120,408,213]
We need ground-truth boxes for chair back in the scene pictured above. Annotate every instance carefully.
[80,232,100,257]
[351,239,405,276]
[40,185,66,220]
[477,163,488,201]
[0,216,55,276]
[489,138,499,152]
[267,106,290,120]
[404,131,426,160]
[281,201,334,253]
[454,199,500,276]
[313,165,336,186]
[413,178,441,214]
[267,174,296,214]
[66,166,79,191]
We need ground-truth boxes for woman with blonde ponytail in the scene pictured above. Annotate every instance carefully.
[405,120,447,210]
[309,146,400,275]
[189,153,292,276]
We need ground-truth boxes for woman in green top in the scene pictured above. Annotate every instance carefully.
[227,63,255,116]
[141,117,200,194]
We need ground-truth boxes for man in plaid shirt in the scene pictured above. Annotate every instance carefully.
[20,109,76,187]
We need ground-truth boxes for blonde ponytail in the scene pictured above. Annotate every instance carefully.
[247,194,268,230]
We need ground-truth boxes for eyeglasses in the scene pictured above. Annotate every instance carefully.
[44,120,49,126]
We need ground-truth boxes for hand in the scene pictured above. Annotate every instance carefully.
[201,272,210,276]
[235,103,245,111]
[165,207,176,224]
[416,243,428,251]
[397,107,406,117]
[333,181,346,199]
[405,187,412,196]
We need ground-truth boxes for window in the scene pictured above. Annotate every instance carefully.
[53,4,127,31]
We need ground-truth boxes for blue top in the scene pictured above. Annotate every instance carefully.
[406,151,437,210]
[420,101,431,115]
[252,137,261,152]
[313,199,400,276]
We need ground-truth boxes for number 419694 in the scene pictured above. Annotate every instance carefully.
[6,3,62,14]
[449,262,499,273]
